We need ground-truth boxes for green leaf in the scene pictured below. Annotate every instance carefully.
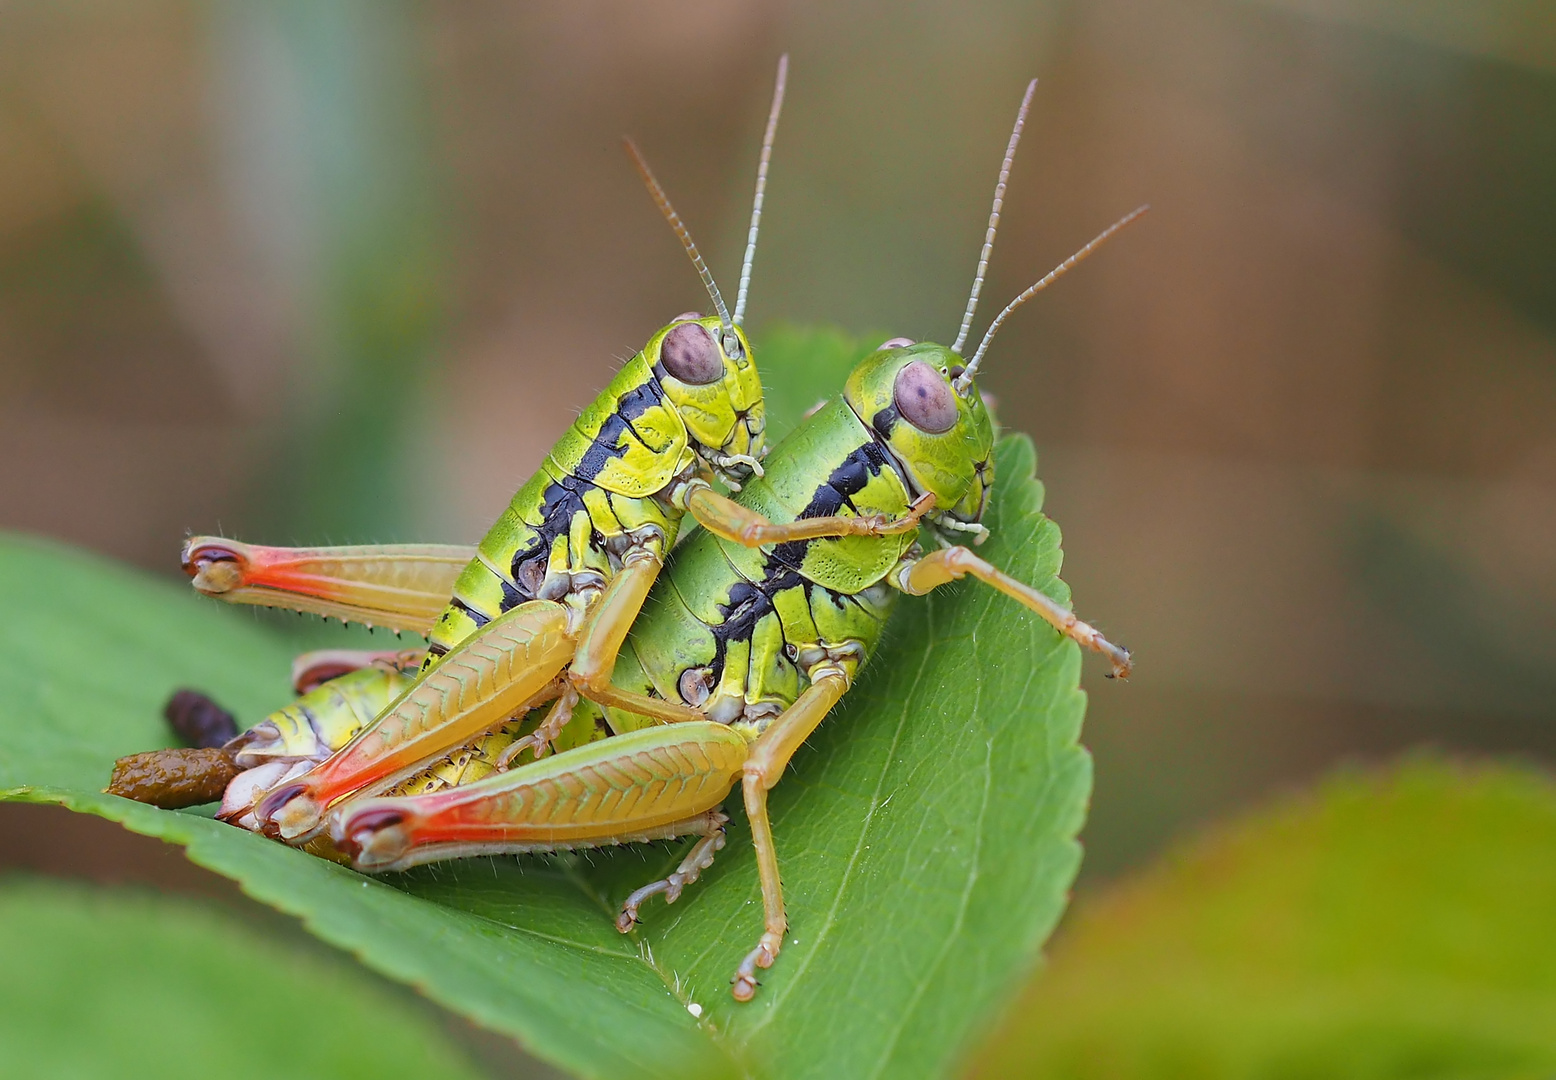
[749,322,886,438]
[0,875,484,1079]
[970,758,1556,1079]
[0,329,1093,1080]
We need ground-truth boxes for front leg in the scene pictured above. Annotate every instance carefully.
[685,484,935,548]
[895,546,1132,678]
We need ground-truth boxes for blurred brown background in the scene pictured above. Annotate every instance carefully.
[1,0,1552,1070]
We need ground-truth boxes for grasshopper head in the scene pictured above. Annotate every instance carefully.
[832,82,1144,544]
[648,314,766,488]
[845,341,996,536]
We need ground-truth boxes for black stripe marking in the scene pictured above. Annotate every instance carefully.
[495,574,526,611]
[298,704,321,742]
[767,441,891,573]
[576,412,631,480]
[614,378,664,445]
[497,375,669,613]
[871,405,899,437]
[452,598,491,629]
[704,440,894,682]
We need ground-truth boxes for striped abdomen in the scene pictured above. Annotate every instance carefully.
[234,665,414,767]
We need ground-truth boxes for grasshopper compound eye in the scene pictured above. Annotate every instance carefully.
[893,359,958,433]
[878,336,915,350]
[661,321,725,384]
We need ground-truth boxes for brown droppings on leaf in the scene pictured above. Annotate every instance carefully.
[106,747,241,809]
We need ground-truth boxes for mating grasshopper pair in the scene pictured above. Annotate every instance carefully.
[112,63,1141,1001]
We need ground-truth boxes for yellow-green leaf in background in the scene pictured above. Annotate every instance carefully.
[970,758,1556,1079]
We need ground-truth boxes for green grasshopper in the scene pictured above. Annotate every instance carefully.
[133,58,927,830]
[327,237,1140,1002]
[167,80,1143,1001]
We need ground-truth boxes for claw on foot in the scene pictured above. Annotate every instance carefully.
[873,491,937,535]
[1094,635,1132,680]
[731,931,781,1002]
[615,823,727,933]
[731,974,757,1003]
[495,733,547,771]
[615,878,682,932]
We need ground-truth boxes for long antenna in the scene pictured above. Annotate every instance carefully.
[734,54,789,326]
[624,136,733,334]
[951,78,1038,355]
[957,204,1150,390]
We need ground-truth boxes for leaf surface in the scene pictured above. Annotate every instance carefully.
[0,329,1093,1080]
[0,876,485,1079]
[970,758,1556,1078]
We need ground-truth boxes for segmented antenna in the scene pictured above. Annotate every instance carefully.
[624,137,733,334]
[734,54,789,326]
[951,79,1038,355]
[957,204,1150,390]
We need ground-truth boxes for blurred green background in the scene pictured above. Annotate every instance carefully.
[0,0,1552,1076]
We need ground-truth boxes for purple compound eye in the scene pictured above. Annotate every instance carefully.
[893,360,958,434]
[660,321,724,385]
[672,311,704,323]
[878,336,915,350]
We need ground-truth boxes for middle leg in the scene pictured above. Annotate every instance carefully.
[567,550,704,726]
[616,812,730,931]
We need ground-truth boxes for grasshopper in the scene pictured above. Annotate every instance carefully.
[121,58,927,827]
[133,80,1143,1001]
